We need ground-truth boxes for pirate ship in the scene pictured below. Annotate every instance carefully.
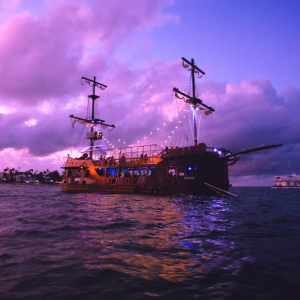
[61,57,282,195]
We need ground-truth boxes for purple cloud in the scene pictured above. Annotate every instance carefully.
[0,0,298,186]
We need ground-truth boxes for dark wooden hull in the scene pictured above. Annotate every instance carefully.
[61,182,225,196]
[61,147,230,196]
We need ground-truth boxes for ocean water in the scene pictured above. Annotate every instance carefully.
[1,184,300,300]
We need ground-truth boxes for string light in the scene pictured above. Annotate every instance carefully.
[102,113,183,149]
[95,102,210,150]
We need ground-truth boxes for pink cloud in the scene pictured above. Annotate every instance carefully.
[0,0,177,106]
[279,85,300,112]
[1,0,20,11]
[0,0,297,180]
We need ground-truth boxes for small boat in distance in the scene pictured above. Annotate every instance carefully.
[272,174,300,188]
[61,57,282,195]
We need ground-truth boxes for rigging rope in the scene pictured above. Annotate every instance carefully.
[204,183,238,197]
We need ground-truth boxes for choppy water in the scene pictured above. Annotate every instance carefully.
[1,184,300,300]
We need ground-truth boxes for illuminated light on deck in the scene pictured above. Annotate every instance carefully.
[214,148,217,152]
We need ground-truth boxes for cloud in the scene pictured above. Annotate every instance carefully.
[1,0,20,11]
[202,80,300,178]
[0,147,67,172]
[0,0,180,171]
[0,0,177,106]
[0,0,298,182]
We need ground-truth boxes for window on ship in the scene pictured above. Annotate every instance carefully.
[167,163,177,177]
[106,168,118,178]
[75,169,81,178]
[95,168,105,177]
[119,167,133,178]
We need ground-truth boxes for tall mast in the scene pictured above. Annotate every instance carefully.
[69,76,115,159]
[173,57,214,146]
[191,58,197,146]
[88,76,100,158]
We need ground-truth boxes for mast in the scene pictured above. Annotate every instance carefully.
[173,57,214,146]
[191,59,197,146]
[70,76,115,159]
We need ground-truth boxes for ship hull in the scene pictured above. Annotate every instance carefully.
[61,146,230,196]
[61,182,226,196]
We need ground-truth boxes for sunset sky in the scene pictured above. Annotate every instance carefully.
[0,0,299,186]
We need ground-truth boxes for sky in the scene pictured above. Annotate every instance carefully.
[0,0,299,186]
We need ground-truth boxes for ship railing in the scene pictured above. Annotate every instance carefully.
[93,155,162,167]
[163,146,230,157]
[91,144,163,162]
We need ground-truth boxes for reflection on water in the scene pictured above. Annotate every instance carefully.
[70,193,240,284]
[4,185,299,299]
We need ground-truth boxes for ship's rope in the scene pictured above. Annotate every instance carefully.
[87,97,90,119]
[69,118,74,155]
[156,89,176,146]
[204,183,238,197]
[171,103,189,147]
[205,184,222,195]
[173,73,211,148]
[94,98,99,119]
[74,125,87,150]
[170,75,193,147]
